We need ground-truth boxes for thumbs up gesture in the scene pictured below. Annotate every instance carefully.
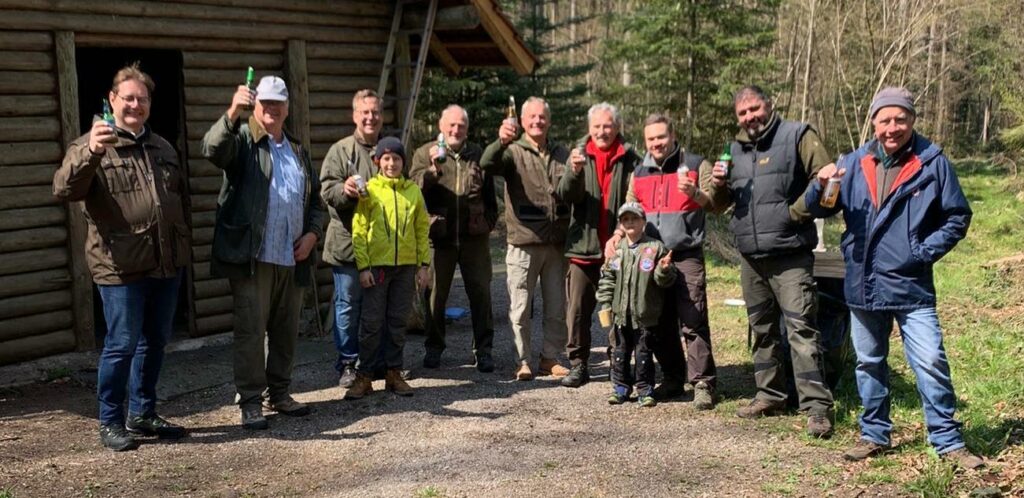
[658,250,673,270]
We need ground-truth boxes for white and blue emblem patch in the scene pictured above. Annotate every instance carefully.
[640,257,655,272]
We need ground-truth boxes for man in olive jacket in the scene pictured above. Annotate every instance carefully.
[556,102,638,387]
[408,105,498,372]
[201,76,326,431]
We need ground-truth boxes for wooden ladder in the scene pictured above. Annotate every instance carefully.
[378,0,439,147]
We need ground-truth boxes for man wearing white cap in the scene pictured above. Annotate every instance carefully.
[201,75,327,430]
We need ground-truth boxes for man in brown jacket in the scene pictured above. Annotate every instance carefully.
[408,105,498,372]
[480,97,571,381]
[53,63,190,451]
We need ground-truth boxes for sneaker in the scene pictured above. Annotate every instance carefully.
[843,439,889,461]
[515,363,533,381]
[240,404,268,430]
[339,364,357,388]
[607,392,628,405]
[940,448,985,470]
[735,398,786,419]
[692,381,715,410]
[652,377,686,400]
[343,373,374,400]
[126,414,187,439]
[264,395,311,417]
[423,349,442,369]
[806,411,834,439]
[385,369,413,397]
[638,395,657,408]
[538,358,570,377]
[99,424,139,451]
[475,353,495,373]
[560,364,589,388]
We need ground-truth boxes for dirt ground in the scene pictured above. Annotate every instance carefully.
[0,260,945,498]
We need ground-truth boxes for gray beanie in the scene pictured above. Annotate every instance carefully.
[869,87,916,119]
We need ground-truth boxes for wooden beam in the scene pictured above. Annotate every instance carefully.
[0,71,56,94]
[55,30,95,352]
[0,206,65,232]
[0,247,68,276]
[467,0,537,75]
[285,40,310,150]
[77,33,283,53]
[172,0,391,17]
[184,52,283,70]
[0,289,71,321]
[0,330,76,366]
[0,95,59,117]
[428,34,461,76]
[0,185,61,210]
[0,269,70,299]
[0,141,63,165]
[0,116,61,142]
[0,30,52,51]
[306,42,387,61]
[0,164,60,187]
[404,5,480,31]
[439,41,496,50]
[0,51,54,71]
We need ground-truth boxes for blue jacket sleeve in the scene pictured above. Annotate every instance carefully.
[916,156,972,264]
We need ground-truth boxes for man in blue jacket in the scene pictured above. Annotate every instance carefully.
[806,87,982,469]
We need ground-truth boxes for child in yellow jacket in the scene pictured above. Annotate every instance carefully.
[344,137,430,399]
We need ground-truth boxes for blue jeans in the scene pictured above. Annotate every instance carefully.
[332,264,362,371]
[96,272,182,426]
[850,307,965,454]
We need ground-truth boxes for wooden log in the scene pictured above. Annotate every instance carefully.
[0,95,59,117]
[192,261,211,280]
[194,277,230,299]
[0,51,53,71]
[185,105,228,123]
[310,92,356,110]
[190,193,219,211]
[286,39,311,150]
[0,269,70,299]
[0,329,76,366]
[311,126,354,143]
[195,312,233,334]
[310,109,395,126]
[306,59,382,77]
[0,247,68,276]
[190,210,216,228]
[0,116,61,142]
[193,226,214,245]
[0,226,67,253]
[184,52,283,70]
[0,289,72,320]
[0,206,65,231]
[0,185,61,210]
[0,309,73,342]
[0,71,56,94]
[186,158,222,178]
[195,295,234,317]
[309,75,381,93]
[172,0,391,17]
[77,33,282,53]
[192,244,211,263]
[0,31,52,51]
[307,42,388,61]
[813,251,846,280]
[184,68,280,87]
[0,9,388,44]
[0,141,63,166]
[0,164,59,187]
[188,176,223,194]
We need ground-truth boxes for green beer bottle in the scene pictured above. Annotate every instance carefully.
[102,98,115,127]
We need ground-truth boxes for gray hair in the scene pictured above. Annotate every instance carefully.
[521,96,551,117]
[733,85,772,107]
[440,104,469,125]
[587,102,621,129]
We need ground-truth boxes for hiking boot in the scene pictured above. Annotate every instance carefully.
[843,439,889,461]
[385,369,413,396]
[338,364,357,388]
[735,398,786,419]
[126,414,187,439]
[264,395,311,417]
[240,404,268,430]
[652,377,686,400]
[344,373,374,400]
[941,448,985,470]
[806,411,834,439]
[638,395,657,408]
[99,424,139,451]
[475,353,495,373]
[538,358,570,377]
[423,349,442,369]
[692,381,715,410]
[560,364,589,388]
[515,363,533,381]
[607,392,628,405]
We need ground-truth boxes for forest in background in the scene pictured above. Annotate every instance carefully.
[415,0,1024,166]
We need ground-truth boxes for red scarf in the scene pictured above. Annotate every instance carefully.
[570,137,625,266]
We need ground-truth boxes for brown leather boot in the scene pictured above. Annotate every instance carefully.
[538,358,569,377]
[515,363,534,381]
[343,373,374,400]
[385,369,413,396]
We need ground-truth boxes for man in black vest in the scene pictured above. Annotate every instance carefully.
[708,85,835,438]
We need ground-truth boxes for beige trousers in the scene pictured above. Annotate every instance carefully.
[505,243,567,365]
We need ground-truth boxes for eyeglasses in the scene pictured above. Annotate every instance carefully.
[115,93,151,106]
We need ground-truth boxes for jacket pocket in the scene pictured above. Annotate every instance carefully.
[172,222,192,267]
[107,228,158,274]
[466,201,491,235]
[428,213,448,241]
[213,221,252,265]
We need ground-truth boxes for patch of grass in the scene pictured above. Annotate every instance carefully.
[904,461,956,498]
[44,367,72,382]
[0,487,14,498]
[542,460,558,470]
[853,469,897,486]
[415,485,445,498]
[760,481,795,496]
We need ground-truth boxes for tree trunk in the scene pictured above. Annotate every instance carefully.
[800,0,816,122]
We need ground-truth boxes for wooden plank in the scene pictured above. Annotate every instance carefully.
[428,33,462,76]
[306,42,388,61]
[0,329,75,366]
[286,39,310,150]
[172,0,391,17]
[0,269,70,299]
[0,31,53,51]
[309,75,380,93]
[0,141,63,166]
[195,295,234,317]
[0,309,73,342]
[0,9,388,44]
[0,164,59,187]
[0,71,56,94]
[0,289,72,320]
[188,176,223,194]
[195,312,233,334]
[0,206,65,231]
[0,51,53,71]
[77,33,282,53]
[813,251,846,280]
[0,185,61,210]
[184,52,283,70]
[0,226,67,253]
[0,116,61,142]
[306,59,382,77]
[194,277,230,299]
[0,247,68,276]
[0,95,59,117]
[184,68,281,87]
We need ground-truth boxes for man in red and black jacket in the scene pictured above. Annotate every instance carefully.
[605,113,718,408]
[556,103,639,387]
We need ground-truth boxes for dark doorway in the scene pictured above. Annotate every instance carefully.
[75,48,192,347]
